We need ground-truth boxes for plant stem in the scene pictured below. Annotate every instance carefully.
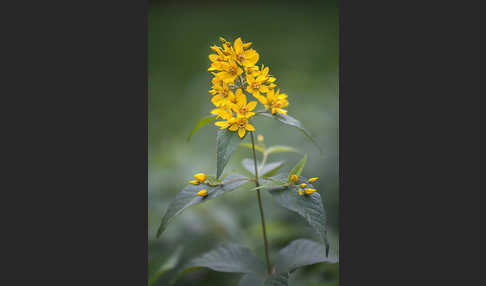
[250,131,271,275]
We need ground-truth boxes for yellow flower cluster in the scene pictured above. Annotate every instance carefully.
[291,176,319,196]
[209,37,290,138]
[189,173,206,185]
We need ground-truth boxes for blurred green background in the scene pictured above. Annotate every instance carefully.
[148,0,339,285]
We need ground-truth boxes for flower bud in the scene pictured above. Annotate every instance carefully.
[298,189,303,196]
[308,177,319,183]
[189,180,200,185]
[304,188,317,195]
[197,189,208,197]
[300,183,307,188]
[194,173,207,183]
[290,174,298,184]
[257,134,264,142]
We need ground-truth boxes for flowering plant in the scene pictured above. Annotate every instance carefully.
[155,37,337,285]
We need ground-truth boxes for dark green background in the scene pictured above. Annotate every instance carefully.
[149,1,339,285]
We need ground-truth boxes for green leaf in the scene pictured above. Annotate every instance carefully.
[239,273,265,286]
[258,112,321,153]
[268,175,329,253]
[275,239,338,274]
[187,115,217,142]
[242,158,284,177]
[265,145,299,155]
[217,129,246,179]
[240,142,265,153]
[287,154,307,183]
[156,174,250,238]
[264,272,290,286]
[179,243,265,278]
[261,161,284,177]
[148,246,183,286]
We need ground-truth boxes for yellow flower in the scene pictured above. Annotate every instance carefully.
[230,89,257,118]
[290,174,298,184]
[258,89,289,115]
[300,183,307,188]
[245,65,260,78]
[304,188,317,195]
[298,189,303,196]
[210,85,236,107]
[246,72,271,99]
[308,177,319,183]
[214,60,243,84]
[189,180,199,185]
[232,37,259,67]
[214,111,235,129]
[226,116,255,138]
[194,173,206,183]
[211,107,233,120]
[208,46,229,71]
[197,189,208,197]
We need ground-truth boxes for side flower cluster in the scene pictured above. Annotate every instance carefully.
[208,37,290,138]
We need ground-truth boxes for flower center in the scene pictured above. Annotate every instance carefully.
[252,82,260,90]
[237,54,245,62]
[240,106,248,113]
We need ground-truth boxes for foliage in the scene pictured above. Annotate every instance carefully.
[152,36,338,285]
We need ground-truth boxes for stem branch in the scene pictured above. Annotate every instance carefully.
[250,132,271,275]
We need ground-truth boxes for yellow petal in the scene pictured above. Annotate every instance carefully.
[189,180,199,185]
[247,101,258,111]
[197,189,208,197]
[300,183,307,188]
[243,51,259,67]
[238,128,246,138]
[298,189,304,196]
[215,121,230,129]
[229,124,239,131]
[235,89,246,106]
[234,37,243,53]
[252,93,266,105]
[245,123,255,131]
[291,174,298,183]
[308,177,319,183]
[304,188,317,195]
[194,173,207,182]
[242,42,252,49]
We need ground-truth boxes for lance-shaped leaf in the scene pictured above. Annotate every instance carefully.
[264,272,290,286]
[187,115,217,142]
[178,243,265,278]
[265,145,300,155]
[242,158,284,177]
[217,129,246,179]
[156,174,250,238]
[268,175,329,254]
[287,154,307,183]
[239,142,265,153]
[275,239,338,274]
[258,112,321,153]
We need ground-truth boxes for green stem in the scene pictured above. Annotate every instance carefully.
[250,131,271,275]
